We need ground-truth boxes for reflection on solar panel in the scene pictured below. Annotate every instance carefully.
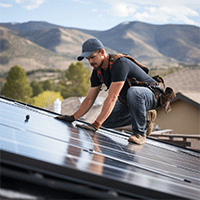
[0,96,200,199]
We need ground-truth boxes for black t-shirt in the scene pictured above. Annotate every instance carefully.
[90,56,156,100]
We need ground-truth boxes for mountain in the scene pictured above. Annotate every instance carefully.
[0,21,199,73]
[17,27,116,57]
[81,21,200,63]
[0,21,61,31]
[0,26,77,73]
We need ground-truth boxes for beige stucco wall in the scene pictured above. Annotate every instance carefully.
[155,100,200,135]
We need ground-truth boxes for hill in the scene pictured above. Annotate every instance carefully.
[17,27,116,58]
[0,26,76,73]
[82,21,200,63]
[0,21,199,74]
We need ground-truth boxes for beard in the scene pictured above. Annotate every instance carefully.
[91,60,104,71]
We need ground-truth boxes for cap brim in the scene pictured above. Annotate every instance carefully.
[77,51,94,61]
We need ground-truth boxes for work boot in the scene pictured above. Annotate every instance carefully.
[146,110,157,137]
[128,134,146,145]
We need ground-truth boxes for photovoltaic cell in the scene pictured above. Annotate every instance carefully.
[0,97,200,199]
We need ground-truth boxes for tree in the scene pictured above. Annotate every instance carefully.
[30,80,44,97]
[33,91,63,108]
[42,79,54,91]
[60,62,90,98]
[2,65,32,103]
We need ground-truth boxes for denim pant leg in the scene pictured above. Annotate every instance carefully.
[102,99,132,128]
[127,86,157,136]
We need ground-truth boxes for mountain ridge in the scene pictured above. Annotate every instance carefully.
[0,21,199,73]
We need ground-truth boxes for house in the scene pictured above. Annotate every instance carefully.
[155,92,200,135]
[154,68,200,135]
[151,68,200,150]
[1,95,200,199]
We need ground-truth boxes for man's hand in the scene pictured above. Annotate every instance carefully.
[76,121,100,131]
[55,115,75,122]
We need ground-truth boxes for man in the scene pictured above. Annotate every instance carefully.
[56,38,158,145]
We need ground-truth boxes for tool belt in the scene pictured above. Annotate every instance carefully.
[119,77,175,113]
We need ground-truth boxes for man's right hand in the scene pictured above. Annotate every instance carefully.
[55,115,75,122]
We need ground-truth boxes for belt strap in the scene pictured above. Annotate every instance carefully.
[127,78,157,87]
[118,96,128,107]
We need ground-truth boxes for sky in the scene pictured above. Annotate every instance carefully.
[0,0,200,30]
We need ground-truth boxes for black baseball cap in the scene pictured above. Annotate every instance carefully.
[77,38,104,61]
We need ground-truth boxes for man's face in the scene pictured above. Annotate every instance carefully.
[86,51,104,70]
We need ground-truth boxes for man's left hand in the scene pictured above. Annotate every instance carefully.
[76,121,100,131]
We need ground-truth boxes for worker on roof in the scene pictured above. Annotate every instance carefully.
[56,38,159,145]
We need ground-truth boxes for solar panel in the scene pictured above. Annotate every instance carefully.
[0,96,200,199]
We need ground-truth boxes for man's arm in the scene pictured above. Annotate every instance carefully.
[73,85,102,120]
[95,81,124,125]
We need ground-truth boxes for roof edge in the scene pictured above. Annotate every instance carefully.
[171,92,200,110]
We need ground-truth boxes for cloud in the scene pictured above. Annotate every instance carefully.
[23,0,45,10]
[133,5,199,25]
[104,0,200,25]
[92,8,98,12]
[15,0,25,3]
[107,2,138,17]
[73,0,92,5]
[0,3,12,8]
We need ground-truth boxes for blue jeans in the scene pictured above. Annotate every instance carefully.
[102,86,158,136]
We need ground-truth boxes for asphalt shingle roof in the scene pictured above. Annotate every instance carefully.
[163,68,200,93]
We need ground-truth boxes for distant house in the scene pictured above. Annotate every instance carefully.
[155,92,200,135]
[155,68,200,135]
